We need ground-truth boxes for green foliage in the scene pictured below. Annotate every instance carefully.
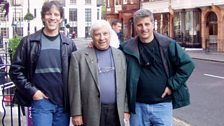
[8,36,21,57]
[24,12,34,21]
[101,1,106,19]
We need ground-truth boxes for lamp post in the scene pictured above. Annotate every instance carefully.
[24,0,34,35]
[14,0,17,37]
[27,0,30,35]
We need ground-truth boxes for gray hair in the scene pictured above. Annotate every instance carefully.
[89,20,113,37]
[133,9,154,24]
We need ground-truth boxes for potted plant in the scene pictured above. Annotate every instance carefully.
[8,36,21,58]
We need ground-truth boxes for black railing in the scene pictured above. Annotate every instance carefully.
[205,38,218,53]
[1,81,15,126]
[0,41,28,126]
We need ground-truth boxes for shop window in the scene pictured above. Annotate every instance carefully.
[174,9,201,48]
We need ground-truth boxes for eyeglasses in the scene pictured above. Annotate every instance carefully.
[98,66,115,73]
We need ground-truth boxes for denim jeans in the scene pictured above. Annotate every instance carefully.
[31,99,69,126]
[130,102,172,126]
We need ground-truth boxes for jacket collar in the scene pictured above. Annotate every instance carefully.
[121,36,140,60]
[122,32,170,54]
[121,32,167,61]
[29,28,70,45]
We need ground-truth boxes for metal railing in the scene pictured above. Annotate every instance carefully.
[0,63,23,126]
[205,38,218,53]
[0,41,28,126]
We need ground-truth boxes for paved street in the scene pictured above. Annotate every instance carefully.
[174,59,224,126]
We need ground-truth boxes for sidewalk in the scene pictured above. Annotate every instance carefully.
[186,48,224,63]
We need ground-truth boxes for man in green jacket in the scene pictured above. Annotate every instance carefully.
[120,9,195,126]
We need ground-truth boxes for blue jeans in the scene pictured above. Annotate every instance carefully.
[130,102,172,126]
[31,99,69,126]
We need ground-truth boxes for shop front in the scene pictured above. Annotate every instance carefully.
[173,9,201,48]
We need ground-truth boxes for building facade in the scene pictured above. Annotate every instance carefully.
[106,0,224,52]
[0,0,102,43]
[106,0,140,40]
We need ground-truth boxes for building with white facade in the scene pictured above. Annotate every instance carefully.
[0,0,102,42]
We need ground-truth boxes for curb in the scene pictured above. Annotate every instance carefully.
[191,57,224,63]
[173,117,191,126]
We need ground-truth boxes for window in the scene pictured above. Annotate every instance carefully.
[85,8,91,38]
[123,0,127,4]
[69,8,77,21]
[174,9,201,47]
[107,0,110,7]
[57,0,65,6]
[0,28,9,38]
[97,9,100,20]
[207,12,217,35]
[34,8,36,18]
[13,8,23,22]
[0,13,8,21]
[85,0,91,5]
[85,9,91,22]
[12,0,23,6]
[70,0,76,4]
[115,0,120,5]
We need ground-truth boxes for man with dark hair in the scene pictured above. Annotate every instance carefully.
[120,9,195,126]
[9,1,77,126]
[111,19,124,42]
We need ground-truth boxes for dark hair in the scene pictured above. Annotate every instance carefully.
[111,19,121,26]
[134,9,154,25]
[41,0,64,19]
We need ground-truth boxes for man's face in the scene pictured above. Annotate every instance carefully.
[135,17,154,42]
[42,5,63,34]
[112,23,122,33]
[92,27,110,50]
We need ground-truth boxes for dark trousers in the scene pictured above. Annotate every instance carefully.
[100,104,120,126]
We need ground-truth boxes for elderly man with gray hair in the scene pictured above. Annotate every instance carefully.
[68,20,130,126]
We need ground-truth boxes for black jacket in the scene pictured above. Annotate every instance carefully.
[9,29,77,112]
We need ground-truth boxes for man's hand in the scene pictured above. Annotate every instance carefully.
[124,112,130,124]
[161,86,172,98]
[72,115,83,126]
[32,90,48,100]
[88,41,94,48]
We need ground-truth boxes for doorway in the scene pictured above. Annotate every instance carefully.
[206,12,217,51]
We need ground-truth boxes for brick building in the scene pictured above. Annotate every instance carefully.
[105,0,224,52]
[105,0,140,40]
